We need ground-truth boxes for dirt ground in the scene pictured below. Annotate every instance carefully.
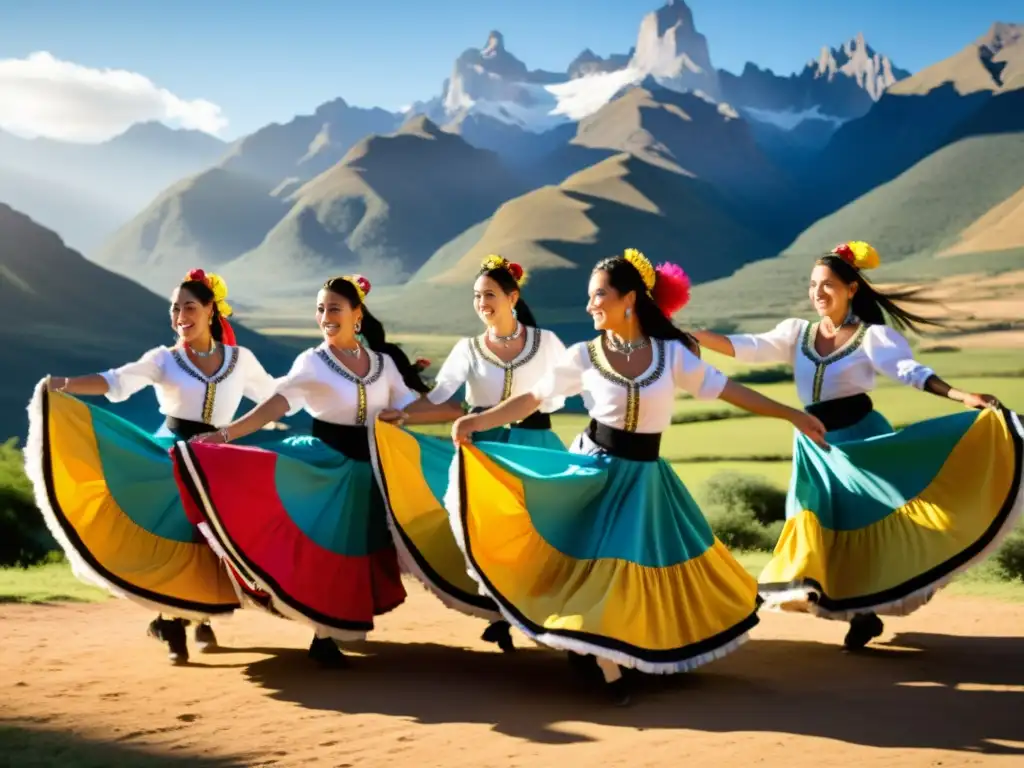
[2,584,1023,768]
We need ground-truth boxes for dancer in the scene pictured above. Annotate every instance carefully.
[372,254,568,653]
[692,241,1023,649]
[174,275,452,667]
[25,269,278,664]
[447,248,828,705]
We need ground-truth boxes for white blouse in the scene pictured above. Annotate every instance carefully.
[531,337,727,433]
[274,342,420,426]
[427,326,568,413]
[101,345,277,427]
[727,318,936,405]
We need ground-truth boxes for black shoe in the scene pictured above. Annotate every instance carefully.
[194,622,218,652]
[148,617,189,664]
[481,620,515,653]
[567,651,602,681]
[606,677,632,707]
[308,636,349,669]
[843,612,884,650]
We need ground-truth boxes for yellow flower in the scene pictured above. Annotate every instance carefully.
[205,273,233,317]
[848,241,881,270]
[623,248,656,291]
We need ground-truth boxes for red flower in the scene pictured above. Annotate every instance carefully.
[415,358,431,369]
[507,262,524,281]
[831,243,855,265]
[188,268,207,282]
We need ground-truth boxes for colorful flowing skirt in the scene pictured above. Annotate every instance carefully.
[173,421,405,641]
[24,381,240,620]
[448,422,761,674]
[759,405,1024,619]
[370,419,565,619]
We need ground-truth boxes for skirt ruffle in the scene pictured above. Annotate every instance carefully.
[447,438,760,674]
[23,381,240,621]
[173,435,405,641]
[759,407,1024,619]
[370,419,566,620]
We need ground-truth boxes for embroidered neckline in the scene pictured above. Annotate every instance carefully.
[470,327,543,401]
[170,346,240,424]
[801,322,867,365]
[800,322,868,402]
[171,345,238,383]
[586,337,666,433]
[315,347,385,425]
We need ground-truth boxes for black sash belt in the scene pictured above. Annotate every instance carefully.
[312,419,371,462]
[585,420,661,462]
[469,407,552,431]
[165,417,218,441]
[806,393,874,432]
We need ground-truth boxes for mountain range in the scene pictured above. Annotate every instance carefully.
[1,2,1022,345]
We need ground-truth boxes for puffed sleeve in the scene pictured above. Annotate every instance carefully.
[426,338,471,405]
[273,350,318,416]
[237,347,279,404]
[864,325,936,389]
[383,355,420,411]
[536,330,569,413]
[671,340,728,400]
[531,342,587,402]
[726,318,805,365]
[101,347,166,403]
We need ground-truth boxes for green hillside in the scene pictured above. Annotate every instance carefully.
[686,132,1024,329]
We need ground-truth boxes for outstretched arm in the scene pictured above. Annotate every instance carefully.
[46,375,110,396]
[923,375,1001,410]
[386,396,465,425]
[718,380,828,448]
[691,330,737,358]
[192,394,291,443]
[867,326,1001,411]
[452,393,542,445]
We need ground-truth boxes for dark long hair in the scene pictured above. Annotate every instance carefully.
[477,263,538,327]
[594,256,700,355]
[817,255,942,334]
[179,278,225,343]
[322,277,429,393]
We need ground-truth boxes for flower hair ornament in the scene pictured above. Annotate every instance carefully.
[621,248,692,318]
[184,268,236,345]
[326,274,372,303]
[829,241,881,271]
[480,254,528,286]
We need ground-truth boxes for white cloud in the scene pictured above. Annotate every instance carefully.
[0,51,228,143]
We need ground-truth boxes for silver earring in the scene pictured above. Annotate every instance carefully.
[512,308,518,319]
[625,308,632,318]
[354,321,361,333]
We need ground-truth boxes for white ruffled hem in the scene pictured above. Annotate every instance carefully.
[760,410,1024,622]
[23,380,231,623]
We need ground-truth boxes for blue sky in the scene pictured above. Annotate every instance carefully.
[1,0,1019,139]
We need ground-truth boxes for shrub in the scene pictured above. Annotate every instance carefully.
[0,438,54,567]
[705,506,782,552]
[994,526,1024,582]
[704,472,787,525]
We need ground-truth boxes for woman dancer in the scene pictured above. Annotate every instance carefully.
[26,269,278,664]
[692,241,1023,649]
[372,254,568,653]
[447,248,828,705]
[174,275,453,667]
